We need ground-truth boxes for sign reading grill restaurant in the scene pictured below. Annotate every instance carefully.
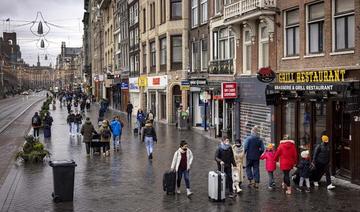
[278,69,346,83]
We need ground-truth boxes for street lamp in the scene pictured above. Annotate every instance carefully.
[0,58,4,98]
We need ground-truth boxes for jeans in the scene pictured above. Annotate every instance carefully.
[76,123,80,133]
[283,170,291,187]
[246,159,260,183]
[33,128,40,137]
[315,162,332,186]
[127,113,131,123]
[69,123,76,134]
[177,169,190,189]
[300,177,310,188]
[144,136,154,156]
[85,142,90,154]
[113,135,120,149]
[268,171,275,187]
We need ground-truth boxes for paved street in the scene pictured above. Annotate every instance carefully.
[1,101,360,212]
[0,93,46,186]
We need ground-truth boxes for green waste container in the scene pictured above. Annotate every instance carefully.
[49,160,77,202]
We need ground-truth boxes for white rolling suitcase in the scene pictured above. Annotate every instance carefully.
[208,165,226,202]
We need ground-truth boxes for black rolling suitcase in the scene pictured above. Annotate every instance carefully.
[163,171,176,195]
[91,134,101,154]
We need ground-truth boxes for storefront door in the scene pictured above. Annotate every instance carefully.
[333,102,351,177]
[172,85,181,124]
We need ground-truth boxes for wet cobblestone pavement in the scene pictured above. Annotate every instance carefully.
[1,102,360,212]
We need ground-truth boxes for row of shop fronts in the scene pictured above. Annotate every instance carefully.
[93,68,360,184]
[187,69,359,184]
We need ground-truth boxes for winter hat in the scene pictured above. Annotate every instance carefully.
[301,150,310,159]
[322,135,329,143]
[267,143,274,150]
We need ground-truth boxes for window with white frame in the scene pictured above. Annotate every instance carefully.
[130,6,134,26]
[191,0,198,28]
[150,41,156,67]
[201,39,208,71]
[243,29,252,73]
[134,28,139,45]
[142,44,147,70]
[212,28,234,61]
[130,30,134,47]
[160,37,167,65]
[135,54,140,73]
[334,0,355,51]
[259,25,269,68]
[171,36,182,63]
[214,0,222,15]
[285,9,300,56]
[200,0,208,24]
[134,3,138,24]
[307,2,324,54]
[192,41,200,71]
[130,55,135,73]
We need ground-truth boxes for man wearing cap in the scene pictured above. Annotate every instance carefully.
[312,135,335,190]
[244,125,265,188]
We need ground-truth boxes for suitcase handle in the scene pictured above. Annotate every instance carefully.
[220,163,224,173]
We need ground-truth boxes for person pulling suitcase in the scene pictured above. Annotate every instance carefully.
[170,140,194,197]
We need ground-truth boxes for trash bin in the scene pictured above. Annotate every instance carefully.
[49,160,77,202]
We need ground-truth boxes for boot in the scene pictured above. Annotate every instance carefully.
[253,183,259,189]
[248,180,254,188]
[286,186,292,195]
[186,188,193,197]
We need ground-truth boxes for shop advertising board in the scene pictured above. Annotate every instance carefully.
[147,75,168,89]
[129,77,139,92]
[181,80,190,91]
[221,82,237,99]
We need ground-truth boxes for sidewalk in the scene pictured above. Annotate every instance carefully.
[1,101,360,212]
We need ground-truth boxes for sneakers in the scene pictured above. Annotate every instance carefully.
[176,188,181,194]
[305,187,311,193]
[186,188,193,197]
[314,182,319,187]
[327,184,335,190]
[282,182,286,189]
[296,187,303,192]
[148,153,153,159]
[228,193,236,198]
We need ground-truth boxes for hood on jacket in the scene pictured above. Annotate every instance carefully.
[279,140,295,149]
[85,119,92,124]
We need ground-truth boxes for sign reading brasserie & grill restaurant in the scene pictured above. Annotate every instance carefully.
[273,69,347,91]
[278,69,346,83]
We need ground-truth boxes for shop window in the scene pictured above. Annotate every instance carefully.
[283,102,296,140]
[299,103,311,151]
[307,2,324,54]
[315,102,327,145]
[333,0,355,51]
[285,8,300,57]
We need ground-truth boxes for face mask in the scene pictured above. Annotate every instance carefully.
[182,147,187,151]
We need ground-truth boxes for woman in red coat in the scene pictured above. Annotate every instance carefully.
[274,135,298,195]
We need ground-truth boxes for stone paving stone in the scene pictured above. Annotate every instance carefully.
[3,102,360,212]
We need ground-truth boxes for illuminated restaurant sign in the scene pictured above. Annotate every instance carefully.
[277,69,346,83]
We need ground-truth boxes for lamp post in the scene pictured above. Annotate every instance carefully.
[0,59,4,98]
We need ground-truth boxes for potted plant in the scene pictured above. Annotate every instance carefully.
[16,135,50,163]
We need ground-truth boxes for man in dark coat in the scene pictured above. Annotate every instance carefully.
[312,135,335,190]
[81,117,97,155]
[31,112,42,138]
[244,125,265,188]
[43,112,53,138]
[126,102,134,123]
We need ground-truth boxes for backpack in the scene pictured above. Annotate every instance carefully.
[102,128,111,139]
[32,116,39,125]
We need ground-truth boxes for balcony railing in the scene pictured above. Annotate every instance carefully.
[209,59,233,75]
[224,0,276,20]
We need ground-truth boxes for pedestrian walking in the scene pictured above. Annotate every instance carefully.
[80,100,86,113]
[297,150,311,193]
[274,135,298,195]
[127,101,133,123]
[146,110,154,124]
[75,111,83,135]
[99,120,111,156]
[67,102,72,114]
[43,112,53,138]
[232,139,244,192]
[215,136,236,198]
[86,98,91,111]
[110,115,123,151]
[136,109,145,134]
[31,112,42,138]
[260,143,276,190]
[81,117,97,156]
[67,111,76,136]
[170,140,194,197]
[244,125,265,188]
[141,120,157,159]
[312,135,335,190]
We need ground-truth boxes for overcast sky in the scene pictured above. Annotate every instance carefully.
[0,0,84,67]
